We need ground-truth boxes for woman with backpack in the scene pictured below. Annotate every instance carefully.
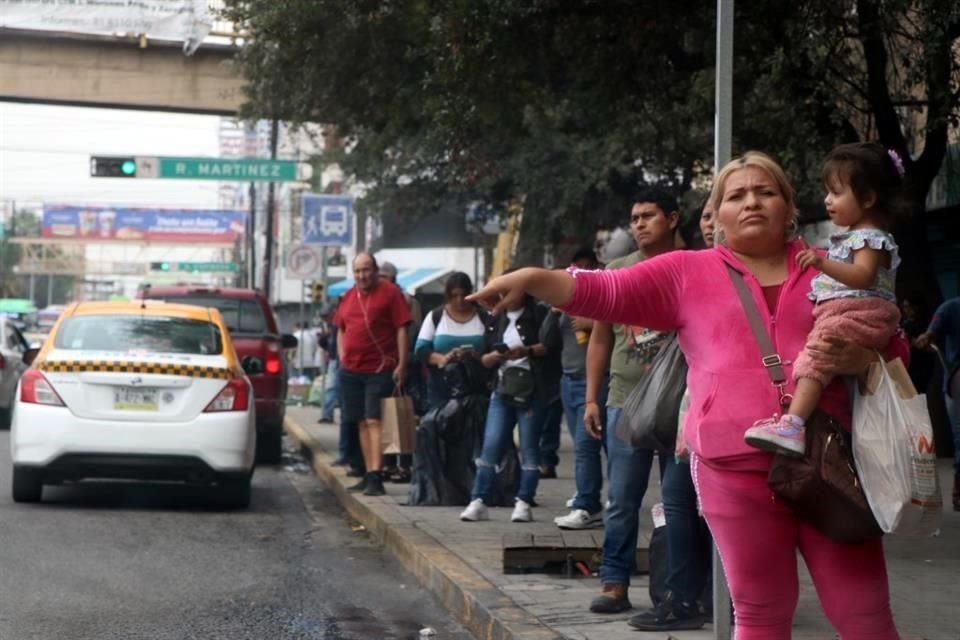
[415,272,489,412]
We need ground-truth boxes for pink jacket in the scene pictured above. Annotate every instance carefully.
[563,240,907,468]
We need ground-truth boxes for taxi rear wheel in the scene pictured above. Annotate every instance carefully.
[12,467,43,503]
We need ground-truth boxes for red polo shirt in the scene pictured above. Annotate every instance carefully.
[334,281,412,373]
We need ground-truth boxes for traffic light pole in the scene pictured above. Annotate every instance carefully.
[262,118,279,301]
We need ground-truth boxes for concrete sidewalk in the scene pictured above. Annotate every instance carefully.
[284,405,958,640]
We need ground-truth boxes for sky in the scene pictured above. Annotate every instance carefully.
[0,102,224,210]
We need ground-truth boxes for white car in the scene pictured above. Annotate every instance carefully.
[10,301,256,507]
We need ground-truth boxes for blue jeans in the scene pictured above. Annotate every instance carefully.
[538,397,564,468]
[601,405,667,586]
[471,391,548,504]
[322,359,339,421]
[945,392,960,474]
[661,458,712,604]
[561,374,608,514]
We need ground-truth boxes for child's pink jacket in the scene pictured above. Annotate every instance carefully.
[562,240,908,468]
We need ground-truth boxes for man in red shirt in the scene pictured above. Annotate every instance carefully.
[334,252,412,495]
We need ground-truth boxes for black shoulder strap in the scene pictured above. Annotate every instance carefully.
[724,264,788,394]
[431,306,444,327]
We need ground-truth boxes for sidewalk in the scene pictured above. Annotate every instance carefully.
[284,405,958,640]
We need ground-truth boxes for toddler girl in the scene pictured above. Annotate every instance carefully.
[745,142,904,456]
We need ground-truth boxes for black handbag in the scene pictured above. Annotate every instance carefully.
[617,333,688,452]
[498,366,535,408]
[725,265,882,544]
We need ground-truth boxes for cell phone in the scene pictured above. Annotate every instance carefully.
[493,342,509,354]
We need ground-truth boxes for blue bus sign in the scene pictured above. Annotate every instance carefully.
[302,194,354,246]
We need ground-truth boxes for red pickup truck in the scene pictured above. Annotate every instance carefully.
[138,286,296,464]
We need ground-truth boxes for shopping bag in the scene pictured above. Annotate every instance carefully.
[853,357,942,535]
[307,375,324,406]
[381,393,417,455]
[617,334,688,452]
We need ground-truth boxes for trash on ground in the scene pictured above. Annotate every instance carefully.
[419,627,437,637]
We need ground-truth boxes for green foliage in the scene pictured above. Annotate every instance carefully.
[223,0,959,236]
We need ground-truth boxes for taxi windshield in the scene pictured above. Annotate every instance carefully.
[54,315,223,355]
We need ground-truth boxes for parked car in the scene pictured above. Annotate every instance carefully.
[10,301,256,506]
[138,286,297,463]
[0,317,32,428]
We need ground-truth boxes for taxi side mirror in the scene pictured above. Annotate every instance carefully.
[241,356,264,375]
[23,348,39,367]
[280,334,298,350]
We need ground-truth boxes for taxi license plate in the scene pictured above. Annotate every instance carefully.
[113,387,159,411]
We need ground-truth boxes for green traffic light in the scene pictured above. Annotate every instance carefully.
[160,262,170,271]
[121,160,136,176]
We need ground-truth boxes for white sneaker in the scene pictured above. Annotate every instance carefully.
[460,498,489,522]
[510,499,533,522]
[554,509,604,530]
[565,494,577,509]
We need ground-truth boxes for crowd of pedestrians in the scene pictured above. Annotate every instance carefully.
[300,142,957,639]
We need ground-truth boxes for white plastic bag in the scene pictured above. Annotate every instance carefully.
[853,358,942,535]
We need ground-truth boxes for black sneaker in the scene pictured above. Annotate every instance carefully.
[347,475,368,492]
[627,592,705,631]
[363,472,386,496]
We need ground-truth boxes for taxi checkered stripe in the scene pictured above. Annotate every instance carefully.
[38,360,233,380]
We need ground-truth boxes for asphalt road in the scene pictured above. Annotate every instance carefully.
[0,434,473,640]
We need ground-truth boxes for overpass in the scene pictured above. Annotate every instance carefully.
[0,29,246,115]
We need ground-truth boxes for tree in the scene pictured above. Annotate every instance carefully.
[223,0,959,276]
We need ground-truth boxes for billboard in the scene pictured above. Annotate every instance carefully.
[42,205,246,244]
[0,0,212,54]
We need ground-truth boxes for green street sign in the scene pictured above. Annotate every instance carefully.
[176,262,238,273]
[150,261,237,273]
[158,157,300,181]
[117,156,312,182]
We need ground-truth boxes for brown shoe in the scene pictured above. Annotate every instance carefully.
[589,583,631,613]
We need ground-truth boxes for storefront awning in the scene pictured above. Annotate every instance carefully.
[327,267,452,298]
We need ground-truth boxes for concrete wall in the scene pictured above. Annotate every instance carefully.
[0,30,245,115]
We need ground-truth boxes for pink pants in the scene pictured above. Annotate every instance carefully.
[793,297,901,385]
[692,456,900,640]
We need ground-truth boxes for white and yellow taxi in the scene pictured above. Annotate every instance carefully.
[10,301,256,507]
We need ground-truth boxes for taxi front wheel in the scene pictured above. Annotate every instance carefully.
[12,467,42,503]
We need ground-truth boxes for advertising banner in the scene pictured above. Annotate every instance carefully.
[42,205,246,244]
[0,0,212,54]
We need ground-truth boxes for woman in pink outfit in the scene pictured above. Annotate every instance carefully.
[469,151,903,640]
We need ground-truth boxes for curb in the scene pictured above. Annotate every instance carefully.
[284,415,563,640]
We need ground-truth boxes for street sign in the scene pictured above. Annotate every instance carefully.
[158,157,309,181]
[149,261,237,273]
[286,244,324,280]
[301,194,354,246]
[91,156,312,182]
[176,262,238,273]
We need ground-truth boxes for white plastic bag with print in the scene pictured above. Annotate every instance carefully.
[853,358,942,535]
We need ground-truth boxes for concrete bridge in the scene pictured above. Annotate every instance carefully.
[0,29,245,115]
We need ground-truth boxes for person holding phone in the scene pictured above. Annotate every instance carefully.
[460,275,558,523]
[415,272,490,412]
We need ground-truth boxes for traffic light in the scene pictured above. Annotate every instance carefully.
[150,262,172,271]
[311,282,324,303]
[90,156,137,178]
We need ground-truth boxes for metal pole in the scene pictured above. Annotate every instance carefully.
[713,2,734,639]
[263,117,280,301]
[298,279,306,374]
[320,246,328,306]
[248,182,256,289]
[47,274,53,306]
